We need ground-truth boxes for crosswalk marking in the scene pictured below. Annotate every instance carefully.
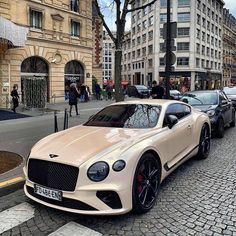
[0,202,35,234]
[48,221,102,236]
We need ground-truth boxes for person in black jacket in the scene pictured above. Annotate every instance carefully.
[11,85,19,113]
[151,80,164,99]
[69,83,79,117]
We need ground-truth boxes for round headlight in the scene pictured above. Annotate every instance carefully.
[87,161,109,182]
[112,160,126,172]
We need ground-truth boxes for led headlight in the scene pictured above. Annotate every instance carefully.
[112,160,126,172]
[206,109,215,117]
[87,161,109,182]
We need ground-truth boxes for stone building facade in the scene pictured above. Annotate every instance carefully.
[0,0,95,108]
[223,8,236,86]
[122,0,224,91]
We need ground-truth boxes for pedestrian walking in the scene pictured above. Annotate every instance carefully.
[68,83,79,116]
[10,85,19,113]
[95,83,101,100]
[151,80,164,99]
[80,84,86,102]
[105,84,113,100]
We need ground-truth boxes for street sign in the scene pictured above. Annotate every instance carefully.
[163,22,177,39]
[163,52,176,66]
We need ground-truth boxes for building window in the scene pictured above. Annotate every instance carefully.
[148,59,153,67]
[148,45,153,54]
[142,34,146,43]
[148,31,153,41]
[30,9,42,29]
[160,58,165,66]
[196,43,200,53]
[178,12,190,22]
[177,42,190,51]
[178,0,190,7]
[71,20,80,37]
[196,58,200,67]
[177,27,190,36]
[142,47,146,56]
[142,20,147,29]
[177,57,189,66]
[149,16,154,26]
[160,13,167,23]
[197,29,200,39]
[202,45,205,55]
[70,0,79,12]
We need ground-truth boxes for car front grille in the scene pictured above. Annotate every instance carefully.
[28,159,79,191]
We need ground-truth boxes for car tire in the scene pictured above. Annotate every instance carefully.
[196,124,211,159]
[217,118,225,138]
[230,111,235,127]
[132,153,161,214]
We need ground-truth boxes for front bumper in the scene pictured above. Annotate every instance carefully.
[24,167,132,215]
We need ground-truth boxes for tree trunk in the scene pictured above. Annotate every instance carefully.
[114,49,124,102]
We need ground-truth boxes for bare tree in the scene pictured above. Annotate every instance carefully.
[94,0,157,102]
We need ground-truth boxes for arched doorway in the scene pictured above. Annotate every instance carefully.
[21,56,49,108]
[64,60,84,99]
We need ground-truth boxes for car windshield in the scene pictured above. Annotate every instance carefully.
[170,90,180,95]
[181,92,218,106]
[135,85,148,90]
[223,87,236,95]
[84,104,161,128]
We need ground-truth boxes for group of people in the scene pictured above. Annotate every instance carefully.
[95,83,113,101]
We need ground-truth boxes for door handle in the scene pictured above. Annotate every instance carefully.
[187,125,192,129]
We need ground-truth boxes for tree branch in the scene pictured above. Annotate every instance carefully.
[126,0,157,13]
[94,0,116,43]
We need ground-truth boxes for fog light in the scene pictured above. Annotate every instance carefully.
[112,160,126,172]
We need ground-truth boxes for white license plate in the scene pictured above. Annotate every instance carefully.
[34,184,62,201]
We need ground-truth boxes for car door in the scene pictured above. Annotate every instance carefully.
[219,91,231,124]
[158,103,194,171]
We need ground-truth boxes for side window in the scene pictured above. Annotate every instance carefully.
[163,104,191,127]
[219,92,227,102]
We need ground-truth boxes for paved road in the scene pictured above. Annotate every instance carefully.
[0,125,235,235]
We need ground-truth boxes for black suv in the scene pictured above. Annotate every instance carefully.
[127,85,150,98]
[181,90,235,138]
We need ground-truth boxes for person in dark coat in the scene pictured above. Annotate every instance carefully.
[69,83,79,116]
[11,85,19,113]
[95,83,101,100]
[151,80,165,99]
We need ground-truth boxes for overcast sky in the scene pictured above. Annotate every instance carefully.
[224,0,236,16]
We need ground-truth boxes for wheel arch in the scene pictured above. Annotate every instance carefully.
[142,149,162,179]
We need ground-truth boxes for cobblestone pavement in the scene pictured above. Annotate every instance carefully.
[0,126,236,236]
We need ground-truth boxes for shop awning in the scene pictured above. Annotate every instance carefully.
[0,16,28,47]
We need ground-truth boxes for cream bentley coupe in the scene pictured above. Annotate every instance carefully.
[24,100,211,215]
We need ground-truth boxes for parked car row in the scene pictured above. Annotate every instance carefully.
[180,89,235,138]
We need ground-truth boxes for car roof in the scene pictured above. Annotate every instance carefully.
[184,90,219,94]
[108,99,187,107]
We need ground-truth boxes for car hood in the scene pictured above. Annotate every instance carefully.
[226,95,236,101]
[30,125,152,166]
[192,105,217,112]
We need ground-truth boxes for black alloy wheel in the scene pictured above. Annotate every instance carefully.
[132,153,161,213]
[197,124,211,159]
[230,111,235,127]
[217,118,225,138]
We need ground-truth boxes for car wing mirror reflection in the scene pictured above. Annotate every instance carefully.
[167,115,178,129]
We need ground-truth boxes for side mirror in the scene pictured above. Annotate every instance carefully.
[167,115,178,129]
[221,100,228,105]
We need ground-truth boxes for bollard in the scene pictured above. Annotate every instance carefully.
[54,111,58,133]
[63,108,69,130]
